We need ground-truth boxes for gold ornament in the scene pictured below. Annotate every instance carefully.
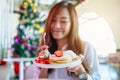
[33,23,40,29]
[28,0,33,4]
[32,7,37,13]
[23,1,28,9]
[30,3,34,7]
[23,1,28,6]
[38,27,44,34]
[20,19,27,24]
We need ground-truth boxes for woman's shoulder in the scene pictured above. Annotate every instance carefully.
[83,41,96,56]
[83,41,94,49]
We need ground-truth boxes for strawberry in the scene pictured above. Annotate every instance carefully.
[35,58,40,63]
[44,59,49,64]
[35,56,50,64]
[54,50,63,57]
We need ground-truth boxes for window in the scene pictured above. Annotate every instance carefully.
[79,12,116,57]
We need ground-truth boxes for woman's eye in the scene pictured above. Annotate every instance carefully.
[52,19,56,22]
[52,20,55,22]
[61,21,67,23]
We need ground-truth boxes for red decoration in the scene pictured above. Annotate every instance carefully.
[0,60,6,65]
[13,53,19,75]
[13,62,19,75]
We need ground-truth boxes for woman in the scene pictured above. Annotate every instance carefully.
[25,1,101,80]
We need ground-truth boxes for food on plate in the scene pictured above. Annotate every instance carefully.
[49,50,78,64]
[54,50,63,57]
[35,50,78,64]
[35,56,49,64]
[35,51,50,64]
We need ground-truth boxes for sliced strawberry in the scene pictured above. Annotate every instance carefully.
[44,59,49,64]
[54,50,63,57]
[35,58,39,63]
[35,56,50,64]
[39,61,44,64]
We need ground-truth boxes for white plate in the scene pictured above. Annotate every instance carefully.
[33,58,82,68]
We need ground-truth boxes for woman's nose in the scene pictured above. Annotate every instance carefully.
[54,22,61,28]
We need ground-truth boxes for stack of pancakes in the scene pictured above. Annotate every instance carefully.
[49,50,78,64]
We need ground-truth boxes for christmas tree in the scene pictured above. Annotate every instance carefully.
[12,0,44,58]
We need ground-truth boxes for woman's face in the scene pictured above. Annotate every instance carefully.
[51,8,71,40]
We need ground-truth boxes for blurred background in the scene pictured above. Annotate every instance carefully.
[0,0,120,80]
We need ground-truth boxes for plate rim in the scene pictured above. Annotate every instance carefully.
[33,58,82,68]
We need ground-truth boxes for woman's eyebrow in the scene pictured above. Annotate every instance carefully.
[61,16,69,19]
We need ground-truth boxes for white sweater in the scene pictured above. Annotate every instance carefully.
[24,41,101,80]
[48,41,101,80]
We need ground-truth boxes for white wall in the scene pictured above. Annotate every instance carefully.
[76,0,120,49]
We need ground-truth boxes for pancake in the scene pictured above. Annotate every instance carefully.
[49,50,77,64]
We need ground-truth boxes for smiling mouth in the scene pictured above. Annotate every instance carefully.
[53,29,61,33]
[52,30,62,36]
[53,31,60,34]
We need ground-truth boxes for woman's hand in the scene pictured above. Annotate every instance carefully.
[37,45,49,78]
[37,45,49,56]
[66,54,85,76]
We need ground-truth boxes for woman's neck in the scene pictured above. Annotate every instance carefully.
[57,38,68,50]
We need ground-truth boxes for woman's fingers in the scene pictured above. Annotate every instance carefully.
[37,45,49,56]
[67,64,81,75]
[66,54,85,75]
[67,64,85,76]
[37,45,49,52]
[40,45,49,50]
[79,54,84,62]
[38,50,46,56]
[67,66,77,72]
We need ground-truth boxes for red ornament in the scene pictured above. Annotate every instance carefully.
[13,54,19,75]
[19,5,25,11]
[13,62,19,75]
[0,60,6,65]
